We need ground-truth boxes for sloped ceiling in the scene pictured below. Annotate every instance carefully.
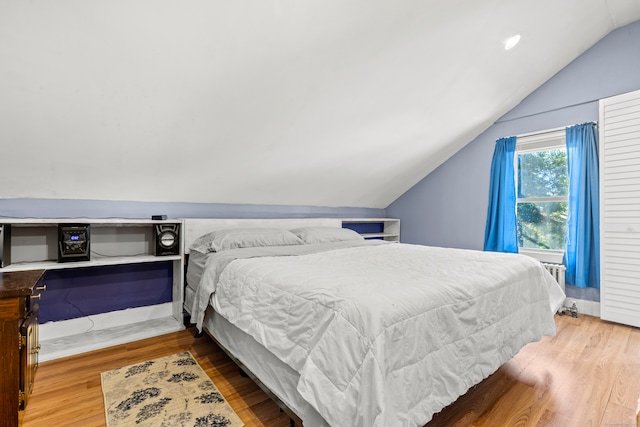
[2,1,640,209]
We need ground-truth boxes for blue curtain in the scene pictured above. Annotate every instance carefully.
[564,122,600,288]
[484,136,518,253]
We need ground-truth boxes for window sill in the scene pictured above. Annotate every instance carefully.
[519,248,564,264]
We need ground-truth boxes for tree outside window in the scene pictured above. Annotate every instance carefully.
[516,148,568,251]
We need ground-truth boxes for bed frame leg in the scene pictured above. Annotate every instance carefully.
[182,310,191,328]
[290,418,295,427]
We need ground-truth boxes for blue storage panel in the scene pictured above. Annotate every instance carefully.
[342,222,384,235]
[39,262,173,323]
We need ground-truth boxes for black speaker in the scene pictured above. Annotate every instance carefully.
[0,224,11,268]
[58,224,91,262]
[154,223,180,256]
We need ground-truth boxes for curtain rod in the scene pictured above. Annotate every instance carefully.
[517,126,565,138]
[516,121,597,139]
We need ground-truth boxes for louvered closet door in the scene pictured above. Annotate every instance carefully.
[599,89,640,328]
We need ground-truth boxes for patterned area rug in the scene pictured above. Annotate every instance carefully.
[101,351,244,427]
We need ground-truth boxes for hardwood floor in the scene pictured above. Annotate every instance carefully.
[20,325,291,427]
[20,314,640,427]
[428,314,640,427]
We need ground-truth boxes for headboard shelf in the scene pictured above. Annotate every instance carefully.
[180,217,400,254]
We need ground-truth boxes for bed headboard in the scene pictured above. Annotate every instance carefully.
[181,218,343,254]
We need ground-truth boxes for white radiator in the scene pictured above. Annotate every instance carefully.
[542,262,566,293]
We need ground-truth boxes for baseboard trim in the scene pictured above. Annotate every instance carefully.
[560,297,600,318]
[39,315,184,362]
[39,303,173,339]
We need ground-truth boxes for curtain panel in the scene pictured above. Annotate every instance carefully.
[484,136,518,253]
[564,122,600,289]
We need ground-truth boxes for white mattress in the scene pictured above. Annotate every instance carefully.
[187,242,564,426]
[195,242,563,426]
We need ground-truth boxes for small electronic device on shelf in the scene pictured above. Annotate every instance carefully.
[153,223,180,256]
[57,224,90,262]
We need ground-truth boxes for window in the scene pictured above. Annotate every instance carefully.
[515,129,568,252]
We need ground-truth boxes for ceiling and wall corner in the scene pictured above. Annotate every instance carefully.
[386,19,640,255]
[1,1,640,210]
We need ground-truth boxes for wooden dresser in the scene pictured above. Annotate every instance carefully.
[0,270,45,427]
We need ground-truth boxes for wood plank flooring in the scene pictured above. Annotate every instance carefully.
[19,314,640,427]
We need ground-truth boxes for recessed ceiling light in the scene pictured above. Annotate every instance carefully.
[505,34,521,50]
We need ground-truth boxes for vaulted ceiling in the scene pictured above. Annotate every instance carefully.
[2,1,640,208]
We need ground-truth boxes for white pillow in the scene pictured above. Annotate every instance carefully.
[290,226,364,244]
[190,228,304,253]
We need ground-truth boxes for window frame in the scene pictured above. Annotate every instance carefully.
[514,128,567,263]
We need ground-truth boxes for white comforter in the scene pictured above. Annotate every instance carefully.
[195,242,564,426]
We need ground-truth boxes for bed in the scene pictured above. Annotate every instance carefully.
[182,218,565,427]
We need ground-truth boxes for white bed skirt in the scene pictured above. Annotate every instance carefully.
[202,306,329,427]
